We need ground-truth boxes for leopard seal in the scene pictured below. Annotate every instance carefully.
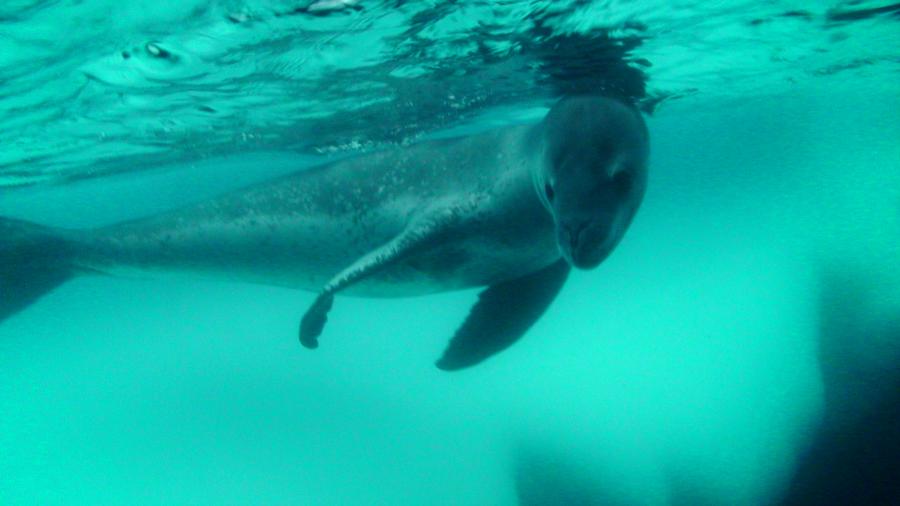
[0,95,649,370]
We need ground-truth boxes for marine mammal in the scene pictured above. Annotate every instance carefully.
[0,96,649,370]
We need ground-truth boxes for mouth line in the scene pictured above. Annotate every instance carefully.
[563,250,595,269]
[561,226,598,252]
[560,241,590,266]
[559,232,614,269]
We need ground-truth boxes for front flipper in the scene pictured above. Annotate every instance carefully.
[435,259,570,371]
[299,292,333,349]
[299,213,457,349]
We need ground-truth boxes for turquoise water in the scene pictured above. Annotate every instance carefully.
[1,1,899,504]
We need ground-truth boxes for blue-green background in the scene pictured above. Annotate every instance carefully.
[1,2,898,504]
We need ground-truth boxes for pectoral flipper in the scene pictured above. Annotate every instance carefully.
[436,259,570,371]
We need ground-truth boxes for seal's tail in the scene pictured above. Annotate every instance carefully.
[0,217,75,323]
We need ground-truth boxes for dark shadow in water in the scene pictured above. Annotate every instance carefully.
[512,444,625,506]
[826,2,900,23]
[779,269,900,506]
[511,442,723,506]
[510,264,900,506]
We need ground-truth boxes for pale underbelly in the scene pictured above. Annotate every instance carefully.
[77,202,560,297]
[80,235,560,298]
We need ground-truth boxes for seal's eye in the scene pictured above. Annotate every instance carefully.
[612,171,633,195]
[544,183,555,202]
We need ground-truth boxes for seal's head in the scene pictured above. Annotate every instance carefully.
[539,96,649,269]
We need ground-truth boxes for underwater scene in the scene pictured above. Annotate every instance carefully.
[1,1,899,504]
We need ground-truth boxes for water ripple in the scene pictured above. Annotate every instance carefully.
[0,0,897,187]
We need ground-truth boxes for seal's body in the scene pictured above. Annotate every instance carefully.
[0,96,649,370]
[80,125,556,297]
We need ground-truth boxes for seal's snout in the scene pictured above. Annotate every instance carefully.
[558,220,614,270]
[562,221,589,251]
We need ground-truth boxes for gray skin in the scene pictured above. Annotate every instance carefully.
[63,96,649,369]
